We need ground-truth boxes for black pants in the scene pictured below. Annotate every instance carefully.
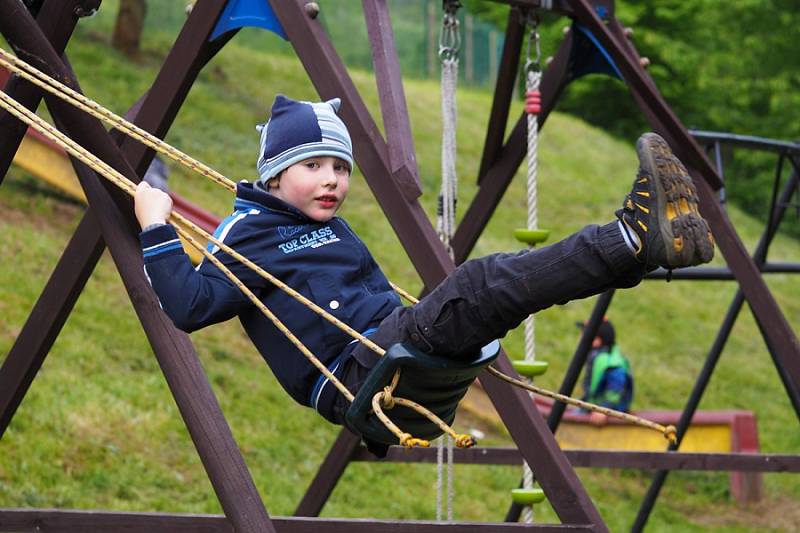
[331,221,644,423]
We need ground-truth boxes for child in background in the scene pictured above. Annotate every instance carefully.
[577,319,634,426]
[135,94,713,436]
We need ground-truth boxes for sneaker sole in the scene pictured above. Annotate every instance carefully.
[637,134,715,267]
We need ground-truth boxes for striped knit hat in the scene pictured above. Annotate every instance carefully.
[256,95,353,184]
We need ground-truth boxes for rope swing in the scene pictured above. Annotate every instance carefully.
[0,46,677,452]
[520,15,545,523]
[435,0,461,520]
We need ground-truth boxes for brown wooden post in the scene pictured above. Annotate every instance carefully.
[0,2,274,531]
[362,0,422,201]
[478,7,524,183]
[294,430,362,516]
[0,0,105,436]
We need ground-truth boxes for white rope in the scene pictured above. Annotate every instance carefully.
[436,4,460,520]
[435,435,454,521]
[447,434,454,520]
[436,437,444,520]
[521,23,543,526]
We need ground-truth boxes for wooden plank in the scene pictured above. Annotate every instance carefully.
[362,0,421,200]
[0,510,596,532]
[452,34,573,265]
[351,446,800,473]
[478,7,525,183]
[0,0,103,436]
[484,0,576,16]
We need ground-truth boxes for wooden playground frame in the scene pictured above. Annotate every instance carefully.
[1,1,798,532]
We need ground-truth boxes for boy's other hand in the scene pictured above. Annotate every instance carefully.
[135,181,173,229]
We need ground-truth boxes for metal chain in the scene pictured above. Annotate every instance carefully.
[436,1,460,258]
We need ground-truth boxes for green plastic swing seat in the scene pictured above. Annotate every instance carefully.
[345,340,501,447]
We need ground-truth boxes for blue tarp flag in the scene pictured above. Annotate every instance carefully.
[210,0,288,41]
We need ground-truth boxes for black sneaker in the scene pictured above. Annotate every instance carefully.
[617,133,715,268]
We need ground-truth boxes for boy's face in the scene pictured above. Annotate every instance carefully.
[269,156,350,222]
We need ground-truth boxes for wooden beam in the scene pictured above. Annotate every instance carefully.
[362,0,422,200]
[478,7,525,183]
[452,33,573,265]
[352,447,800,473]
[0,510,595,532]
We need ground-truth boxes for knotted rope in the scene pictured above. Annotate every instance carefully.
[521,16,543,524]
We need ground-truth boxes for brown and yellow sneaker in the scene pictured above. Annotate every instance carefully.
[617,133,715,268]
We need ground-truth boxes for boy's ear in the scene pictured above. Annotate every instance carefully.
[268,168,288,190]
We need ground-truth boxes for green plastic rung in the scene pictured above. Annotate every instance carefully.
[512,360,549,378]
[514,228,550,245]
[511,487,546,506]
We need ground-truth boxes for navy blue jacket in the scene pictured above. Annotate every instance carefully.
[140,182,401,418]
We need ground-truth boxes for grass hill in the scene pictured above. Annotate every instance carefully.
[1,8,799,532]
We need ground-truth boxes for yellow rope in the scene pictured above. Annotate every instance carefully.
[0,88,353,403]
[0,47,237,193]
[389,282,419,304]
[389,265,672,443]
[370,390,428,448]
[367,368,475,449]
[0,52,677,447]
[0,46,396,356]
[486,366,677,443]
[370,391,476,449]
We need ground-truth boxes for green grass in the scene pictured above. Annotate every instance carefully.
[1,9,799,532]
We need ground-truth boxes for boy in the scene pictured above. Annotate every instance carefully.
[135,94,713,431]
